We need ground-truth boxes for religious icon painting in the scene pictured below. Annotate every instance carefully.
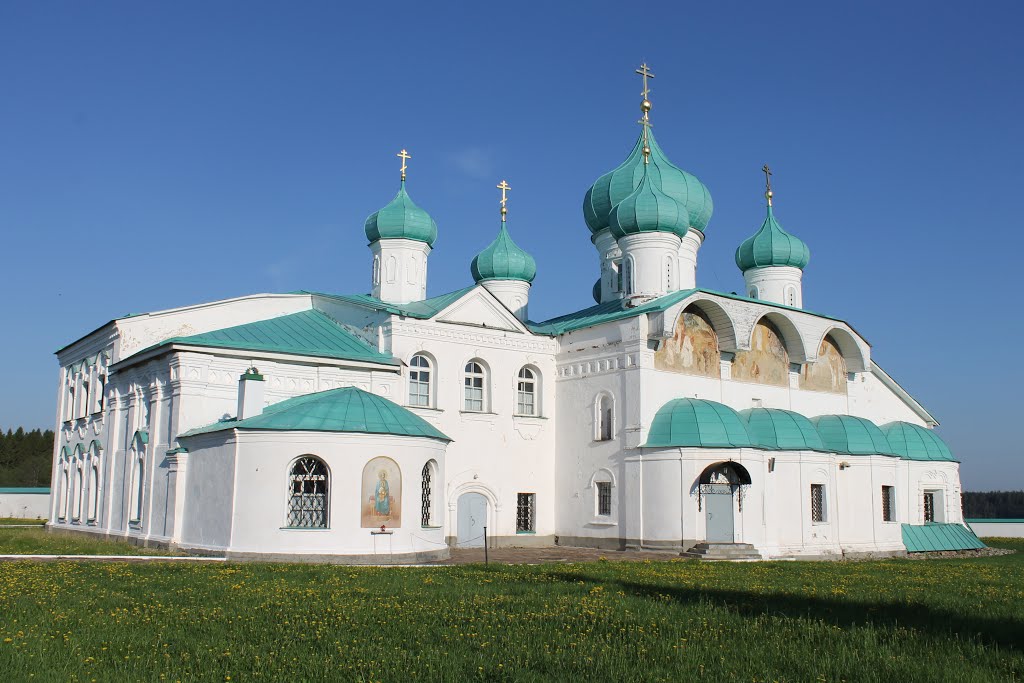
[361,456,402,528]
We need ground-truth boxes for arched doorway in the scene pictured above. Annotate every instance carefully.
[698,462,752,543]
[457,492,488,548]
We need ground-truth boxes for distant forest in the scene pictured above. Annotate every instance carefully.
[962,491,1024,519]
[0,427,1022,517]
[0,428,54,487]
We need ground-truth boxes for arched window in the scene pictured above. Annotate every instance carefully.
[622,258,633,296]
[748,286,759,300]
[409,354,432,407]
[665,255,674,291]
[592,470,616,517]
[516,367,538,416]
[287,456,329,528]
[421,460,439,527]
[372,255,381,286]
[464,361,487,412]
[385,255,397,283]
[595,393,614,441]
[130,453,145,523]
[88,462,100,522]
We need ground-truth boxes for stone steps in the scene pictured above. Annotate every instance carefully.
[683,542,763,561]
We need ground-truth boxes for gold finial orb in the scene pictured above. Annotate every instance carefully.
[641,99,652,113]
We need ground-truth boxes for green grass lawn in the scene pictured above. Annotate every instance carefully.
[0,517,46,525]
[0,526,174,556]
[0,538,1020,682]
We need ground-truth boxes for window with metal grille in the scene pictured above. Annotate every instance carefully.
[882,485,895,522]
[287,456,329,528]
[409,355,432,407]
[516,367,537,416]
[421,461,433,526]
[923,491,935,523]
[516,493,535,532]
[596,482,612,516]
[810,483,825,523]
[464,361,485,412]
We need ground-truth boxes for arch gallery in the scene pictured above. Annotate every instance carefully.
[48,67,980,561]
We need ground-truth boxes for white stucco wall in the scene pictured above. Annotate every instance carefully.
[0,490,51,519]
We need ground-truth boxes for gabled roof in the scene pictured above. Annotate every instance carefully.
[122,310,397,367]
[303,287,476,320]
[179,386,450,442]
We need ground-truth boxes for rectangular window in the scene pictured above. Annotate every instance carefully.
[923,491,935,523]
[810,483,825,523]
[516,493,535,532]
[409,376,430,407]
[882,485,895,522]
[596,482,612,516]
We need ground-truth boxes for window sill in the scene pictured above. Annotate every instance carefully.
[408,405,444,413]
[811,521,829,526]
[460,410,498,416]
[588,519,617,527]
[421,525,442,530]
[516,530,536,535]
[280,526,331,531]
[513,414,547,420]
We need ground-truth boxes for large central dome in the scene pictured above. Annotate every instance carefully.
[583,129,713,235]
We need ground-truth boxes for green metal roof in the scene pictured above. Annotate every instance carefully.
[583,129,713,234]
[880,421,956,462]
[364,181,438,246]
[645,398,754,448]
[811,415,899,457]
[901,524,985,552]
[471,222,537,283]
[609,169,690,239]
[740,408,826,451]
[148,310,397,366]
[0,487,50,494]
[305,286,476,321]
[179,386,451,442]
[735,205,810,271]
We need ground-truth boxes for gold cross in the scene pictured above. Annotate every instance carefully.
[636,62,655,100]
[497,179,511,221]
[397,149,411,180]
[762,164,773,206]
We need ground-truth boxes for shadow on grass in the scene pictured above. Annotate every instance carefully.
[543,568,1024,652]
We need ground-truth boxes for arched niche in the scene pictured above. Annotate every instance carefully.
[733,318,790,386]
[800,334,848,394]
[655,305,721,378]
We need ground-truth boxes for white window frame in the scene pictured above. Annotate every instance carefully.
[463,360,488,412]
[594,393,615,441]
[515,366,539,417]
[408,354,433,408]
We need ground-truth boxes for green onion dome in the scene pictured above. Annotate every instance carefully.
[364,181,438,247]
[735,205,810,272]
[740,408,826,451]
[645,398,753,448]
[470,223,537,283]
[583,129,713,235]
[880,422,957,461]
[811,415,899,457]
[608,169,690,240]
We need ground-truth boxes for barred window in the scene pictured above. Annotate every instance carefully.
[421,461,435,527]
[596,481,612,516]
[516,367,537,416]
[409,355,432,407]
[923,491,935,523]
[882,485,895,522]
[464,361,486,412]
[287,456,329,529]
[810,483,825,523]
[516,493,535,533]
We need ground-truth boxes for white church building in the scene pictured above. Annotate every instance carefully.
[47,69,983,562]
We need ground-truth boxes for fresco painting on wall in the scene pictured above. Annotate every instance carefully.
[732,320,789,386]
[655,308,721,378]
[800,335,848,393]
[361,456,402,528]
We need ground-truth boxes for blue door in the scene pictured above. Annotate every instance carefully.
[457,493,488,548]
[705,489,735,542]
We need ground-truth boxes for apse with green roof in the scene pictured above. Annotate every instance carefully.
[880,422,957,461]
[365,150,437,306]
[471,180,536,323]
[587,64,714,304]
[736,167,810,309]
[811,415,900,457]
[645,398,754,448]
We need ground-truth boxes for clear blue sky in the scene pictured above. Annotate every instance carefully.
[1,1,1021,490]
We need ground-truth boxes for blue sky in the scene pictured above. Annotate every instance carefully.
[1,2,1021,489]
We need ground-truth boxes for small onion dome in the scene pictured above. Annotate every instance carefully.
[740,407,826,451]
[735,205,810,272]
[592,278,602,304]
[364,181,438,247]
[644,398,753,448]
[470,223,537,283]
[811,415,899,457]
[880,422,957,461]
[608,170,690,240]
[583,129,713,235]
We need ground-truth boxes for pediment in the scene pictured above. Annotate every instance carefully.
[434,288,526,333]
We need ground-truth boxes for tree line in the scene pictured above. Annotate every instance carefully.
[0,428,54,487]
[962,491,1024,519]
